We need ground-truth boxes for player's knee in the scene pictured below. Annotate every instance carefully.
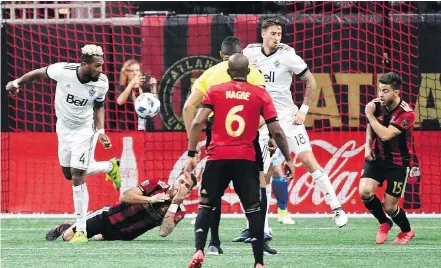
[61,167,72,180]
[298,151,320,171]
[359,179,376,199]
[383,202,398,215]
[359,187,374,200]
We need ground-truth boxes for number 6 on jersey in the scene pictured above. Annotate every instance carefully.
[225,105,245,137]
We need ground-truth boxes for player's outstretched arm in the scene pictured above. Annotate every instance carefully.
[5,67,49,95]
[183,89,205,138]
[120,186,169,204]
[188,107,212,152]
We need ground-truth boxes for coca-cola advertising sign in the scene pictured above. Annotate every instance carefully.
[1,131,438,214]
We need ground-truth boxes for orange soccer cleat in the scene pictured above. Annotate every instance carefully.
[188,250,205,268]
[376,222,392,244]
[391,227,415,245]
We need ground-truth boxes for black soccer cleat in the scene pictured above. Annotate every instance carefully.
[45,222,72,241]
[263,242,277,255]
[244,231,272,243]
[232,229,250,242]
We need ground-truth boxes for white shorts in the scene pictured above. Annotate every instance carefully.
[56,122,97,170]
[259,110,312,168]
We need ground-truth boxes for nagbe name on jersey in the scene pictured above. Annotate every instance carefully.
[226,90,251,100]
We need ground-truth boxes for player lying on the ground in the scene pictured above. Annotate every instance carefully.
[46,171,198,242]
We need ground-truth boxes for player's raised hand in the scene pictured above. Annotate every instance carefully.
[365,101,376,116]
[172,186,188,204]
[294,111,306,125]
[98,133,112,149]
[284,160,295,181]
[6,80,20,96]
[151,193,170,203]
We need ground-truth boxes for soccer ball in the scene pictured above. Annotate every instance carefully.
[135,93,161,118]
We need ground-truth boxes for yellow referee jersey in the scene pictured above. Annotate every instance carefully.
[192,61,266,95]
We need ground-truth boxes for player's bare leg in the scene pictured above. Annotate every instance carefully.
[69,168,89,244]
[46,222,72,241]
[297,151,348,227]
[359,178,393,244]
[383,194,415,244]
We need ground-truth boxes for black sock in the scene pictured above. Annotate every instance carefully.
[362,195,391,225]
[195,205,214,252]
[246,210,264,266]
[209,199,221,246]
[390,207,411,233]
[260,187,267,223]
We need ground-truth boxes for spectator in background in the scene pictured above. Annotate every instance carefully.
[117,59,158,131]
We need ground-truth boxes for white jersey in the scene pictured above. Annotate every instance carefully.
[46,62,109,129]
[243,43,308,113]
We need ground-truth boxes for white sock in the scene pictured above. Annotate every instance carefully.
[72,184,89,233]
[86,161,113,176]
[264,184,271,233]
[311,169,341,210]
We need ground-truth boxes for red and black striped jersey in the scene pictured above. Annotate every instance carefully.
[371,99,416,167]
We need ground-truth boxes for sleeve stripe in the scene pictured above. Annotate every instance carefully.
[296,67,309,78]
[390,122,404,132]
[265,117,278,124]
[199,104,214,110]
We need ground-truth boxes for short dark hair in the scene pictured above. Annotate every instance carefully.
[177,171,198,189]
[262,18,282,30]
[221,36,242,56]
[190,174,197,189]
[379,72,403,90]
[80,54,102,65]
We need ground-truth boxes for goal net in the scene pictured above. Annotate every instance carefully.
[1,1,440,216]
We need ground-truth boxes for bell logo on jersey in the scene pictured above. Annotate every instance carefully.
[66,94,88,106]
[264,71,275,83]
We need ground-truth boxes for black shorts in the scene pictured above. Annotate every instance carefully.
[205,119,263,171]
[72,208,109,239]
[361,160,410,198]
[200,159,260,210]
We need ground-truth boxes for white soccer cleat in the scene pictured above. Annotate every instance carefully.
[279,216,296,225]
[333,208,348,228]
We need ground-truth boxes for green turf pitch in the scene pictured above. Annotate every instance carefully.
[1,218,441,268]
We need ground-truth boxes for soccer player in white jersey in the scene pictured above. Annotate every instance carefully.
[242,18,348,228]
[5,44,122,244]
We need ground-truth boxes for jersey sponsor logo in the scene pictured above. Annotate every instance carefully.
[264,71,275,83]
[66,94,88,106]
[158,55,219,130]
[274,60,280,67]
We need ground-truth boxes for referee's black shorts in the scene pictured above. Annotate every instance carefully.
[205,118,263,171]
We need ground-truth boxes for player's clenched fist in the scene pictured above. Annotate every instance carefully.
[365,101,376,116]
[5,80,20,96]
[98,133,112,149]
[284,160,295,181]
